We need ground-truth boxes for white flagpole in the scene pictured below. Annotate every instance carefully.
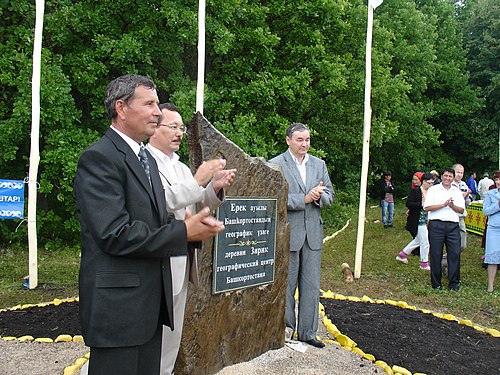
[195,0,206,114]
[354,1,380,279]
[27,0,45,289]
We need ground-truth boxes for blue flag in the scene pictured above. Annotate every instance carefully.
[0,179,25,219]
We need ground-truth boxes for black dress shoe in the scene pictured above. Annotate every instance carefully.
[301,338,325,348]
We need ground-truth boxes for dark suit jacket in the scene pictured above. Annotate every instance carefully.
[405,187,423,238]
[269,151,334,251]
[74,128,187,348]
[379,179,396,200]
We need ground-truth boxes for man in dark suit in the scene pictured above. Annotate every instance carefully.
[270,123,334,348]
[74,74,224,375]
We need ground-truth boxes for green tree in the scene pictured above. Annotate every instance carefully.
[0,2,87,243]
[458,0,499,173]
[368,0,481,186]
[0,0,489,243]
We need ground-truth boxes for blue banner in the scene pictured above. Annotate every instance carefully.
[0,179,25,219]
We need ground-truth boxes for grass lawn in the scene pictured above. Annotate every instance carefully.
[0,245,79,309]
[1,199,498,330]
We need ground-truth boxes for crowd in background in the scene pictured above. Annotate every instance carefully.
[378,166,499,294]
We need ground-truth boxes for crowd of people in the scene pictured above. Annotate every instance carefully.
[380,165,499,294]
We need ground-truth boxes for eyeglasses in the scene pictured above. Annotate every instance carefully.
[424,180,434,184]
[157,123,187,133]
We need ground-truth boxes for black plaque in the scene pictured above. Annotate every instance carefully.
[213,197,277,294]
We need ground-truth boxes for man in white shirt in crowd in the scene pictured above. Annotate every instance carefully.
[424,167,465,291]
[478,172,494,200]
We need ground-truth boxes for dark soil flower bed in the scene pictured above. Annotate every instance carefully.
[321,298,500,375]
[0,302,81,339]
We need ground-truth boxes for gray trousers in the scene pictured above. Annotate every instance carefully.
[459,217,467,251]
[285,240,322,341]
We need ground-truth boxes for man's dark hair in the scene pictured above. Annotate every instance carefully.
[443,167,455,177]
[104,74,156,120]
[285,122,309,138]
[158,103,181,125]
[383,171,392,177]
[422,172,434,181]
[159,103,180,113]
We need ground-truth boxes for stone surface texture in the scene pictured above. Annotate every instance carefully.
[174,113,290,375]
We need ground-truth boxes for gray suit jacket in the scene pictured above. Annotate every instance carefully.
[270,151,334,251]
[74,128,187,348]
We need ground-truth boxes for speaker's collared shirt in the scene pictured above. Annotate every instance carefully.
[424,183,465,223]
[110,125,143,160]
[288,149,310,185]
[146,144,180,185]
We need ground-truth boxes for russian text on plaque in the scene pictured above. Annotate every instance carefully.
[213,197,277,294]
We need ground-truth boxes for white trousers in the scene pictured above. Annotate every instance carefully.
[402,224,429,263]
[159,259,189,375]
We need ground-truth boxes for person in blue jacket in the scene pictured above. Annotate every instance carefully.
[482,170,500,293]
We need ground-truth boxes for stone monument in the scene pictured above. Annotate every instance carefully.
[174,113,289,374]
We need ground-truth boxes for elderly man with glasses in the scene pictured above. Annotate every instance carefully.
[147,103,236,374]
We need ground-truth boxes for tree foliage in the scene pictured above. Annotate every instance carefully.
[0,0,489,244]
[457,0,499,173]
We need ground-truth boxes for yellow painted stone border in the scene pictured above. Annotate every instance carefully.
[63,352,90,375]
[320,290,500,375]
[0,297,89,374]
[4,294,499,374]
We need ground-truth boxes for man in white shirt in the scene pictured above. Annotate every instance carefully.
[147,103,236,374]
[478,172,494,200]
[424,167,465,291]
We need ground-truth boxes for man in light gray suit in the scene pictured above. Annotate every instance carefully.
[270,122,334,348]
[147,103,236,374]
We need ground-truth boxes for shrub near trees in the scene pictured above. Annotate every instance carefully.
[0,0,495,245]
